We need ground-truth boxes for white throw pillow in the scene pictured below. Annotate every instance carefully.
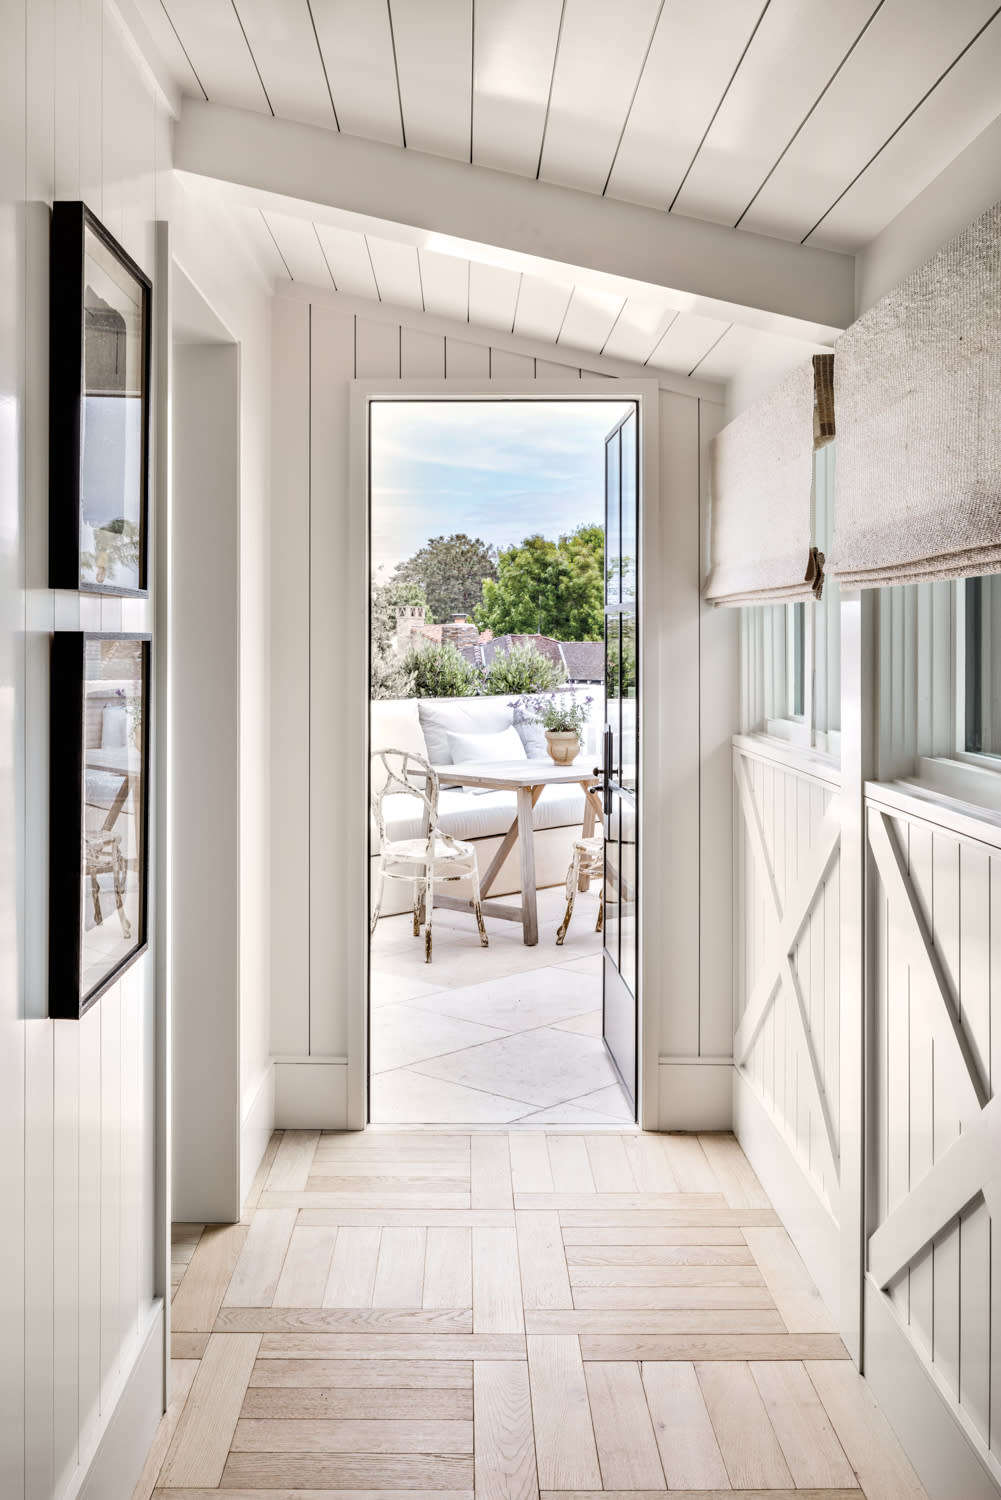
[418,698,515,764]
[101,703,127,748]
[446,725,527,765]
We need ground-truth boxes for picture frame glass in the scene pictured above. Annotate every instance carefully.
[80,636,147,1001]
[80,224,146,591]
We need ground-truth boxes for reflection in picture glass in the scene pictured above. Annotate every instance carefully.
[80,226,144,590]
[80,636,146,1001]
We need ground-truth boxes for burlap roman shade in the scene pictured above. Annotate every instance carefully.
[827,200,1001,588]
[704,357,829,607]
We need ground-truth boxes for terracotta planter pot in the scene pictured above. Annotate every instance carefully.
[544,729,581,765]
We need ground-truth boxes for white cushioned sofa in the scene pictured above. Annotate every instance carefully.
[370,691,599,917]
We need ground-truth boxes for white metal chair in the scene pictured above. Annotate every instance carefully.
[556,834,604,945]
[370,748,488,962]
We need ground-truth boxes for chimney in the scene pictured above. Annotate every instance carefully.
[394,604,425,653]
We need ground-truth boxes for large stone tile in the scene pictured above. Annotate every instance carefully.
[569,1082,635,1120]
[370,1002,509,1073]
[369,1068,532,1124]
[426,968,600,1034]
[411,1026,617,1108]
[369,970,447,1008]
[552,1009,602,1037]
[515,1101,624,1124]
[554,952,603,977]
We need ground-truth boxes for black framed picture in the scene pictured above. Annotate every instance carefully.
[50,633,151,1018]
[49,202,152,596]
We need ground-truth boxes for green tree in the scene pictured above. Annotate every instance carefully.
[401,640,482,698]
[483,641,566,696]
[392,534,497,623]
[474,524,604,641]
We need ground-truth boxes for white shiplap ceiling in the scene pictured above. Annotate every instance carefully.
[140,0,1001,250]
[142,0,1001,384]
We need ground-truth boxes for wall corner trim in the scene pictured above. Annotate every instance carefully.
[75,1300,165,1500]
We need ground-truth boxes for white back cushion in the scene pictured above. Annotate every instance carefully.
[370,698,431,795]
[418,696,515,765]
[446,725,527,765]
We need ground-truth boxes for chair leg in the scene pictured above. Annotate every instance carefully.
[370,868,384,936]
[113,850,132,940]
[412,878,424,937]
[90,872,103,926]
[468,861,489,948]
[424,880,434,963]
[556,849,582,946]
[595,886,604,934]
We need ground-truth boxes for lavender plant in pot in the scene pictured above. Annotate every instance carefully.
[519,692,593,765]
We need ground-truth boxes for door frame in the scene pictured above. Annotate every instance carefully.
[347,377,662,1130]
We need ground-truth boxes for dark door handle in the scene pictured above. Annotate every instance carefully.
[602,725,614,817]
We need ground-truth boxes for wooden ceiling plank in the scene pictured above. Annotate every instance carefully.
[538,0,663,194]
[605,0,765,210]
[512,274,573,344]
[808,14,1001,250]
[673,0,879,227]
[314,223,380,299]
[263,211,334,288]
[367,235,424,310]
[160,0,270,113]
[646,311,731,376]
[419,248,470,322]
[230,0,336,129]
[468,261,521,332]
[309,0,403,147]
[557,286,626,354]
[472,0,563,177]
[602,301,679,365]
[740,0,1001,244]
[391,0,473,162]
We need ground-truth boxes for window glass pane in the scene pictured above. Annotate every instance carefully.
[966,574,1001,756]
[792,601,805,717]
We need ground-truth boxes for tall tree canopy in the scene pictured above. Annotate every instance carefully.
[475,523,604,641]
[392,533,497,622]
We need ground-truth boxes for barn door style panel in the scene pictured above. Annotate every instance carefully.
[732,741,842,1309]
[865,793,1001,1491]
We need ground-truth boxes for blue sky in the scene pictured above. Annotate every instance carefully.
[370,399,633,577]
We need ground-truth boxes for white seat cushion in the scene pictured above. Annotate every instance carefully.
[373,783,589,846]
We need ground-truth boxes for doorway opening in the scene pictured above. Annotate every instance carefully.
[367,397,639,1127]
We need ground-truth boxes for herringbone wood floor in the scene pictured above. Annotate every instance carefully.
[134,1129,928,1499]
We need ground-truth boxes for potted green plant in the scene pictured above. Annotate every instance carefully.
[517,692,594,764]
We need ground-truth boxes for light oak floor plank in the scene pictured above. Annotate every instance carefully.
[301,1208,513,1228]
[423,1227,472,1309]
[239,1386,473,1419]
[570,1265,764,1287]
[256,1332,526,1359]
[219,1452,473,1489]
[215,1308,470,1334]
[571,1285,776,1310]
[471,1133,513,1209]
[527,1334,602,1490]
[266,1191,471,1209]
[698,1134,772,1209]
[749,1360,857,1488]
[474,1359,539,1500]
[272,1225,338,1307]
[560,1226,745,1245]
[130,1358,199,1500]
[744,1227,838,1333]
[509,1132,554,1193]
[558,1208,779,1227]
[230,1416,474,1453]
[584,1361,665,1488]
[248,1357,472,1388]
[158,1333,260,1488]
[641,1359,729,1489]
[540,1491,860,1499]
[806,1359,928,1499]
[171,1224,249,1333]
[323,1224,381,1307]
[473,1226,524,1333]
[658,1133,721,1192]
[579,1334,848,1361]
[529,1192,727,1210]
[308,1159,473,1178]
[264,1130,320,1191]
[546,1137,596,1193]
[373,1226,428,1307]
[223,1209,297,1308]
[623,1134,678,1193]
[585,1136,638,1193]
[526,1309,785,1335]
[517,1211,572,1310]
[242,1135,282,1212]
[170,1332,209,1360]
[696,1359,794,1488]
[158,1491,473,1499]
[308,1175,470,1195]
[565,1244,755,1266]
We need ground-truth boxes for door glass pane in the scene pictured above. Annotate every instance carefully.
[605,613,621,780]
[618,794,637,997]
[967,575,1001,755]
[620,411,637,607]
[603,791,620,972]
[620,613,637,792]
[605,429,621,606]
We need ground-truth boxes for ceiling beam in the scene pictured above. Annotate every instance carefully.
[175,100,855,332]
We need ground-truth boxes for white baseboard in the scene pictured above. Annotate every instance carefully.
[241,1061,276,1204]
[658,1058,733,1130]
[72,1301,165,1500]
[732,1069,840,1320]
[864,1280,1001,1500]
[274,1057,348,1128]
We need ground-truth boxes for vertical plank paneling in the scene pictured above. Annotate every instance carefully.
[24,1022,55,1500]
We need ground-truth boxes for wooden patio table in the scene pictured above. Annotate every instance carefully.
[427,757,603,945]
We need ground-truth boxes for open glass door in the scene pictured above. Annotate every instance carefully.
[602,407,638,1112]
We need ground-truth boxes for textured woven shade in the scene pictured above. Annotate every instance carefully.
[827,200,1001,589]
[704,359,828,607]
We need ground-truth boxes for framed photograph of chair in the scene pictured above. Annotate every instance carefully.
[49,632,151,1018]
[49,201,152,596]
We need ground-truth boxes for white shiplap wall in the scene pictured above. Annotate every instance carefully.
[0,5,275,1497]
[268,290,734,1129]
